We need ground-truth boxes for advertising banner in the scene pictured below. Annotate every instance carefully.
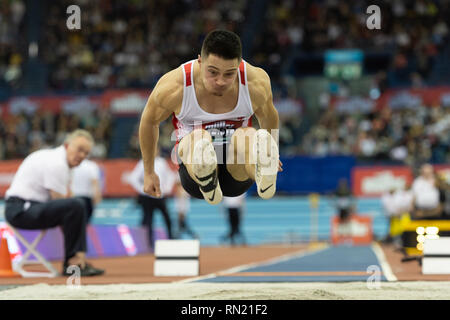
[100,89,150,115]
[330,215,373,245]
[352,166,414,197]
[2,89,150,118]
[96,159,139,197]
[352,164,450,197]
[376,86,450,110]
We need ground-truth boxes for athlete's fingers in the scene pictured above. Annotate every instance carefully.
[143,185,153,196]
[154,182,162,198]
[278,160,283,172]
[143,172,162,197]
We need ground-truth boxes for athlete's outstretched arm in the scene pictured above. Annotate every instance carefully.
[139,69,182,197]
[251,68,279,133]
[251,68,283,172]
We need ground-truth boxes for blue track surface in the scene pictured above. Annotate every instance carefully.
[0,196,388,246]
[196,245,388,283]
[242,246,382,272]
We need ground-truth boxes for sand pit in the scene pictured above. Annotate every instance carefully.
[1,281,450,300]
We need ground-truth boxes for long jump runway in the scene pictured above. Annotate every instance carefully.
[188,244,392,283]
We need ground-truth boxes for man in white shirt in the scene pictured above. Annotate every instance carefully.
[126,153,175,249]
[394,185,414,215]
[411,164,442,218]
[4,129,104,277]
[70,158,103,223]
[381,187,404,243]
[381,188,399,219]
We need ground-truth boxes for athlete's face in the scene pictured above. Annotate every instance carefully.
[198,54,240,96]
[65,136,93,168]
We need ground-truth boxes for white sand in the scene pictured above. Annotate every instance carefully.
[0,281,449,300]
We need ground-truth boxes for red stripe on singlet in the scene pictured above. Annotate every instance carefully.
[184,63,192,86]
[239,61,245,85]
[171,112,180,138]
[171,113,181,161]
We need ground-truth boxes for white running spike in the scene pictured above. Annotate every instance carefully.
[254,129,279,199]
[192,138,223,204]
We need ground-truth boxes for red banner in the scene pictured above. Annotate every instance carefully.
[352,165,450,197]
[2,89,151,118]
[100,89,150,115]
[96,159,139,197]
[375,86,450,110]
[331,215,373,245]
[352,166,414,197]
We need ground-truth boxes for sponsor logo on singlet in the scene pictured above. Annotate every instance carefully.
[202,118,246,144]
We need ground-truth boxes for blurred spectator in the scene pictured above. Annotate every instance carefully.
[253,0,449,87]
[302,101,450,165]
[381,187,398,243]
[394,183,414,216]
[1,0,450,161]
[381,184,413,243]
[436,173,450,219]
[0,0,26,92]
[1,0,448,95]
[332,178,355,222]
[381,187,399,218]
[411,164,442,219]
[70,158,103,224]
[127,127,141,159]
[0,108,111,159]
[41,0,247,92]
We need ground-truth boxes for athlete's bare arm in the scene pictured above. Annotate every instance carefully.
[246,64,283,172]
[139,67,183,197]
[247,64,279,133]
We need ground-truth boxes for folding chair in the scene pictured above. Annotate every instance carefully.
[5,222,60,278]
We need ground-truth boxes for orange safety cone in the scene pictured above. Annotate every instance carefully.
[0,237,21,277]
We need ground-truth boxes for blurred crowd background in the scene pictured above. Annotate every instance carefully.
[0,0,449,167]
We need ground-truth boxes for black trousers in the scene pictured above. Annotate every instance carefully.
[138,195,173,248]
[4,197,87,265]
[77,196,93,223]
[227,208,241,238]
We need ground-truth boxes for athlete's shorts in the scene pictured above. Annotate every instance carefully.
[178,163,253,199]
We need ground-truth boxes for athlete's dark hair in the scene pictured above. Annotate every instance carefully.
[201,29,242,61]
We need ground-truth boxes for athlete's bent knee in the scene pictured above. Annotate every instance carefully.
[66,198,87,220]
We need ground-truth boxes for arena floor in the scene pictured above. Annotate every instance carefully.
[0,242,449,300]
